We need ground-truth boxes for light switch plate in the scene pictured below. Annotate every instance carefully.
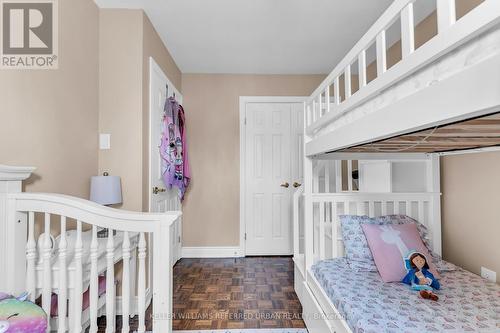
[481,267,497,283]
[99,134,111,150]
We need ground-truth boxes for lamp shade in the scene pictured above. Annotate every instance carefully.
[90,175,122,205]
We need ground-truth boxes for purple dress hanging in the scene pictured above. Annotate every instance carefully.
[160,97,191,200]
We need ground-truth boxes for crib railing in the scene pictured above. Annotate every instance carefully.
[295,192,441,273]
[17,193,179,333]
[305,0,500,134]
[0,166,179,333]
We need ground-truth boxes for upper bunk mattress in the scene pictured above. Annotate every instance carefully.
[312,258,500,333]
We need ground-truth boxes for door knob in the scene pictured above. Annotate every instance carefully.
[152,186,166,194]
[280,182,290,188]
[293,182,302,188]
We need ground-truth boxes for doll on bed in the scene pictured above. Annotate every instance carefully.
[402,251,440,301]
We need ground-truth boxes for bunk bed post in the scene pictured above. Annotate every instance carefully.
[334,77,340,106]
[303,104,314,274]
[427,154,442,256]
[325,87,331,114]
[376,30,387,76]
[437,0,456,33]
[401,3,415,58]
[0,165,35,294]
[358,50,367,88]
[344,65,352,99]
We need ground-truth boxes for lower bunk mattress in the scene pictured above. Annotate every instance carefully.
[311,258,500,333]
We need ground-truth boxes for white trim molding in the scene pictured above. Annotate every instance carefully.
[239,96,306,256]
[181,247,244,258]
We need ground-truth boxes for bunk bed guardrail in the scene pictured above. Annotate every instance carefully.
[305,0,500,135]
[0,165,178,333]
[293,191,441,272]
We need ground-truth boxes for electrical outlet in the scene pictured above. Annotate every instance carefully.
[481,267,497,283]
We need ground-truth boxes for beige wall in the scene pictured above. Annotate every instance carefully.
[0,0,99,198]
[181,74,325,246]
[98,9,143,211]
[142,14,182,211]
[441,152,500,279]
[440,0,496,282]
[98,9,182,211]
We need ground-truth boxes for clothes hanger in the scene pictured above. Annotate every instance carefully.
[166,83,177,100]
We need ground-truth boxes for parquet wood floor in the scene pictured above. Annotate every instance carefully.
[97,256,305,331]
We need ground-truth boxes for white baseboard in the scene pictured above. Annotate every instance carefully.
[181,246,244,258]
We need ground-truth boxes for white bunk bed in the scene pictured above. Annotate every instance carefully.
[295,1,500,332]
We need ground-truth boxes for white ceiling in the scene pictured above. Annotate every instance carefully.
[95,0,412,74]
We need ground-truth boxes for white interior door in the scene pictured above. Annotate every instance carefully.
[243,100,304,255]
[149,58,183,264]
[149,58,183,213]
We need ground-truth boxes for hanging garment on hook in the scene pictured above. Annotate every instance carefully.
[160,97,191,200]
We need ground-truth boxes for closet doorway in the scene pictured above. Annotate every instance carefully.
[240,97,305,255]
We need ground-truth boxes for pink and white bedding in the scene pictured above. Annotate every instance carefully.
[312,258,500,333]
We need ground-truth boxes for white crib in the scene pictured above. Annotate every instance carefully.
[0,165,180,333]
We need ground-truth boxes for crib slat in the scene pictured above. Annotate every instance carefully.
[89,225,99,333]
[73,220,83,333]
[106,229,116,333]
[394,201,400,214]
[121,231,131,333]
[437,0,456,33]
[358,50,367,88]
[138,232,147,333]
[344,66,351,99]
[319,202,325,260]
[57,216,68,333]
[401,3,415,58]
[26,211,36,302]
[42,213,52,332]
[376,30,387,76]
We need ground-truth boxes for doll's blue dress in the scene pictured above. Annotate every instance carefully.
[402,268,440,291]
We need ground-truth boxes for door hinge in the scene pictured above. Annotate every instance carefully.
[244,233,247,240]
[178,236,181,243]
[244,117,247,125]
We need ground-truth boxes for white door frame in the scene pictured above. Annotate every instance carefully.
[239,96,306,256]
